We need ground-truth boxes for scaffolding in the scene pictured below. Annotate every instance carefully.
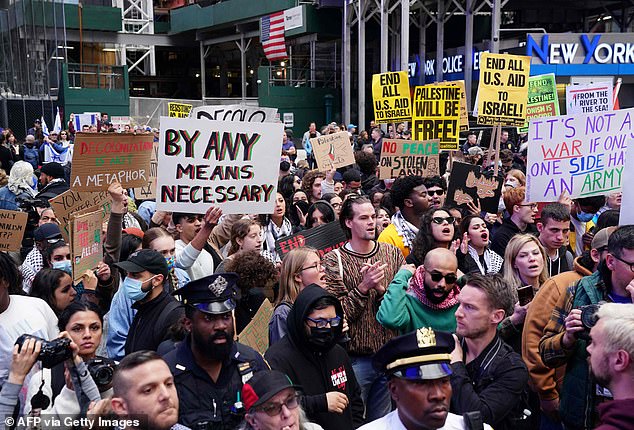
[115,0,156,77]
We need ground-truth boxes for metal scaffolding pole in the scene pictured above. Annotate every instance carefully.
[380,0,388,72]
[419,13,426,86]
[358,0,366,130]
[464,0,474,110]
[343,1,351,125]
[199,42,206,100]
[400,0,409,73]
[491,0,501,53]
[436,0,445,81]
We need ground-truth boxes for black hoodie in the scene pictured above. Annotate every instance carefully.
[265,285,365,430]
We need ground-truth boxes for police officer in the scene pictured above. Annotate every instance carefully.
[162,273,268,429]
[359,328,491,430]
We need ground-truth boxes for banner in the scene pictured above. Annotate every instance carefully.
[191,105,278,123]
[412,84,461,150]
[310,131,355,171]
[476,53,531,126]
[155,116,283,214]
[71,133,154,191]
[565,81,613,115]
[238,299,273,355]
[50,190,111,243]
[71,210,103,282]
[0,210,28,252]
[446,162,503,214]
[526,109,631,202]
[371,71,412,124]
[275,221,347,258]
[42,142,73,165]
[519,74,560,133]
[168,102,193,118]
[378,139,440,180]
[132,141,159,200]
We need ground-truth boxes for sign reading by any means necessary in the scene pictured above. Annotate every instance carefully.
[476,53,531,126]
[378,139,440,180]
[372,71,412,124]
[412,84,461,150]
[155,116,283,214]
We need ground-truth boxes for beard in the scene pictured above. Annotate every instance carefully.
[423,278,451,304]
[590,356,612,389]
[192,327,234,361]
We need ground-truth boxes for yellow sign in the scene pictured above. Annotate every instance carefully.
[444,80,469,131]
[372,71,412,124]
[412,83,461,150]
[168,102,193,118]
[476,53,531,126]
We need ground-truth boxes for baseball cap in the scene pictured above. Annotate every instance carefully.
[114,249,169,278]
[591,226,617,250]
[40,162,65,179]
[242,370,300,412]
[34,223,62,241]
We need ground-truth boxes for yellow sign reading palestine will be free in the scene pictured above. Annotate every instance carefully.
[372,71,412,123]
[412,84,461,150]
[476,53,531,126]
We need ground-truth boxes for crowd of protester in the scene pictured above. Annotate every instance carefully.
[0,117,631,430]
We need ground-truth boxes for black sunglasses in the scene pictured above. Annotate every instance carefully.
[431,216,455,225]
[427,189,445,196]
[429,271,458,284]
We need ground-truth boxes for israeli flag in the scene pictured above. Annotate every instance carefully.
[53,107,62,134]
[41,116,49,137]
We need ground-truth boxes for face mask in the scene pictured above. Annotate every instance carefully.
[307,327,336,352]
[165,256,176,271]
[504,180,516,188]
[122,276,156,302]
[576,210,594,223]
[498,197,506,213]
[52,260,72,275]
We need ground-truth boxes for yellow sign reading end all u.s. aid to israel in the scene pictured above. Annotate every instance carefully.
[372,71,412,124]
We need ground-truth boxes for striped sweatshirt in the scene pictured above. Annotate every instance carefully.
[323,241,404,355]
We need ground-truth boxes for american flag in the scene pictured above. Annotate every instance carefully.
[261,11,287,61]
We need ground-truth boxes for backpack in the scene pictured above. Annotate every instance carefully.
[23,146,39,168]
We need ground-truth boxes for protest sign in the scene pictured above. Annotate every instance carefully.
[71,209,103,282]
[0,210,28,252]
[275,221,348,258]
[378,139,440,179]
[238,299,273,355]
[168,102,193,118]
[133,141,159,200]
[192,104,278,123]
[310,131,355,171]
[619,142,634,226]
[476,53,531,126]
[565,82,612,115]
[451,80,469,131]
[526,109,631,202]
[155,116,283,214]
[371,71,412,124]
[71,133,154,191]
[412,84,461,150]
[519,74,560,133]
[446,162,503,214]
[50,190,111,243]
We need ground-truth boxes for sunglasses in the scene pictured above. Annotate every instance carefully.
[428,271,458,284]
[431,216,455,225]
[257,394,300,416]
[427,189,445,196]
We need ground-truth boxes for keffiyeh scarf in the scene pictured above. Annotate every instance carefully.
[468,245,504,275]
[408,265,460,310]
[391,211,418,249]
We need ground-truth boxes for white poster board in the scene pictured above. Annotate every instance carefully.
[191,105,278,123]
[619,140,634,226]
[565,81,613,115]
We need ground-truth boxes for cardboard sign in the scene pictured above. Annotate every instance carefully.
[238,299,273,355]
[519,74,560,133]
[372,71,412,124]
[378,139,440,180]
[50,190,111,243]
[526,109,631,202]
[619,141,634,226]
[275,221,348,258]
[476,53,531,126]
[565,82,613,115]
[192,104,278,123]
[71,209,103,282]
[168,102,193,118]
[310,131,355,171]
[71,133,154,191]
[448,80,469,132]
[412,84,461,150]
[446,162,503,214]
[132,141,159,200]
[155,117,283,214]
[0,210,28,252]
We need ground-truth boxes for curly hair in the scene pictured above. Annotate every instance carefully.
[225,250,278,296]
[301,170,325,201]
[409,207,457,265]
[354,150,377,175]
[389,175,425,210]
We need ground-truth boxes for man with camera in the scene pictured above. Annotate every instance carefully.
[540,225,634,429]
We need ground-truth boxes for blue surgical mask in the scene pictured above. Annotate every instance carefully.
[165,256,176,271]
[576,210,594,223]
[52,260,72,275]
[122,275,156,302]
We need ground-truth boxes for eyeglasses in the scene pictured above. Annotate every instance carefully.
[427,189,445,197]
[428,271,458,284]
[613,254,634,272]
[300,262,322,272]
[257,394,300,416]
[306,316,342,328]
[518,203,538,210]
[431,216,455,225]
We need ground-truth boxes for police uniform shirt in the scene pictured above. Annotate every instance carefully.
[163,336,268,429]
[358,410,493,430]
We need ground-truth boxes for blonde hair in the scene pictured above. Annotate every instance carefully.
[503,234,549,290]
[596,303,634,358]
[277,247,319,306]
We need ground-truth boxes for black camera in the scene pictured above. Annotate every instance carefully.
[86,356,117,388]
[576,302,604,341]
[15,334,72,368]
